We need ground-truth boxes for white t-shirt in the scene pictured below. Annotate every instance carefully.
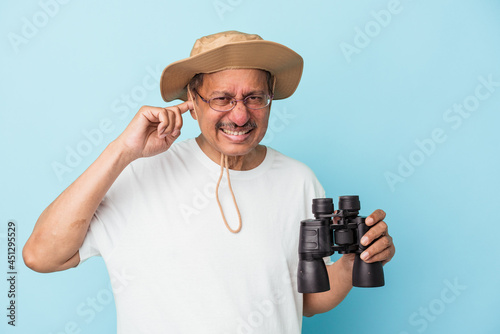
[79,138,325,334]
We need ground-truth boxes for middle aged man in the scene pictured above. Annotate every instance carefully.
[24,31,395,333]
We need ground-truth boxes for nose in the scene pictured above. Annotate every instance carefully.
[227,101,251,126]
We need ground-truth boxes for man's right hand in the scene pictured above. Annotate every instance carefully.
[115,101,193,161]
[23,101,194,273]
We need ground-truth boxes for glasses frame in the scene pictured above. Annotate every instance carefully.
[193,89,274,112]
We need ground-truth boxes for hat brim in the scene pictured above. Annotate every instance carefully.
[160,40,303,102]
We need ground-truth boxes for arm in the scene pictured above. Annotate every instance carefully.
[23,103,192,273]
[303,209,395,316]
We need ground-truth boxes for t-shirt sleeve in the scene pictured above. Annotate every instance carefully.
[313,176,326,199]
[77,163,138,266]
[78,218,101,264]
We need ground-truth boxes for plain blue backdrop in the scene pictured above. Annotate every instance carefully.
[1,0,499,333]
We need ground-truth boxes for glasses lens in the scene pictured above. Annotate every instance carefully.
[245,94,270,109]
[209,96,233,111]
[208,94,272,112]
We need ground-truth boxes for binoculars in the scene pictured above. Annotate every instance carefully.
[297,196,385,293]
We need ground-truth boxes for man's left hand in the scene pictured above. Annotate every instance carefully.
[358,209,395,265]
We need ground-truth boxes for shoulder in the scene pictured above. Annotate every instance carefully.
[267,147,318,178]
[266,147,325,195]
[264,147,326,206]
[105,139,197,193]
[128,138,196,172]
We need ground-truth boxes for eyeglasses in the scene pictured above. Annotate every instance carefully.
[193,89,273,112]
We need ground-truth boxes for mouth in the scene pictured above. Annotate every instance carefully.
[217,120,257,141]
[220,128,253,136]
[218,124,256,143]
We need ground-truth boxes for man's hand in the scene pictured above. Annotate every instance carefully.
[24,101,194,273]
[115,102,193,161]
[303,209,395,317]
[358,209,395,265]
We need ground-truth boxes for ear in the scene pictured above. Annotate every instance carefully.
[186,86,198,120]
[188,98,198,120]
[190,109,198,120]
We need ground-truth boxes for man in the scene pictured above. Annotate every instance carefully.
[23,31,395,333]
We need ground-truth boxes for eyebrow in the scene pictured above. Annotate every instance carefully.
[209,90,267,98]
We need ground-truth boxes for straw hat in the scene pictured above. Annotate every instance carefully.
[160,31,304,102]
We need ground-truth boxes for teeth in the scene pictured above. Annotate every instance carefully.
[221,128,251,136]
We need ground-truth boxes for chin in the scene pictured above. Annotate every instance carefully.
[216,132,264,156]
[218,143,256,157]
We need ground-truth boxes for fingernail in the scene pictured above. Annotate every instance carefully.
[159,133,167,139]
[172,130,179,137]
[361,236,369,246]
[361,252,369,261]
[365,217,373,225]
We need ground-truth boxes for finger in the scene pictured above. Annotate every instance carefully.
[171,107,183,137]
[365,209,386,226]
[382,243,396,265]
[165,110,177,135]
[333,210,340,224]
[360,220,388,246]
[175,101,194,114]
[362,244,395,264]
[360,235,393,263]
[141,107,161,123]
[157,109,169,137]
[159,102,190,138]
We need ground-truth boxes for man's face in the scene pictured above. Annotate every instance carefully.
[191,69,271,158]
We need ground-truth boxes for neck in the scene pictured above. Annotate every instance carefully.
[195,135,266,171]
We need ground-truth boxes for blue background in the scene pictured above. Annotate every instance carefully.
[1,0,500,333]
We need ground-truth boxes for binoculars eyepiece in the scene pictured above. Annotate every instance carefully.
[297,196,385,293]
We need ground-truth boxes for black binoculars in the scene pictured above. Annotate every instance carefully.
[297,196,385,293]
